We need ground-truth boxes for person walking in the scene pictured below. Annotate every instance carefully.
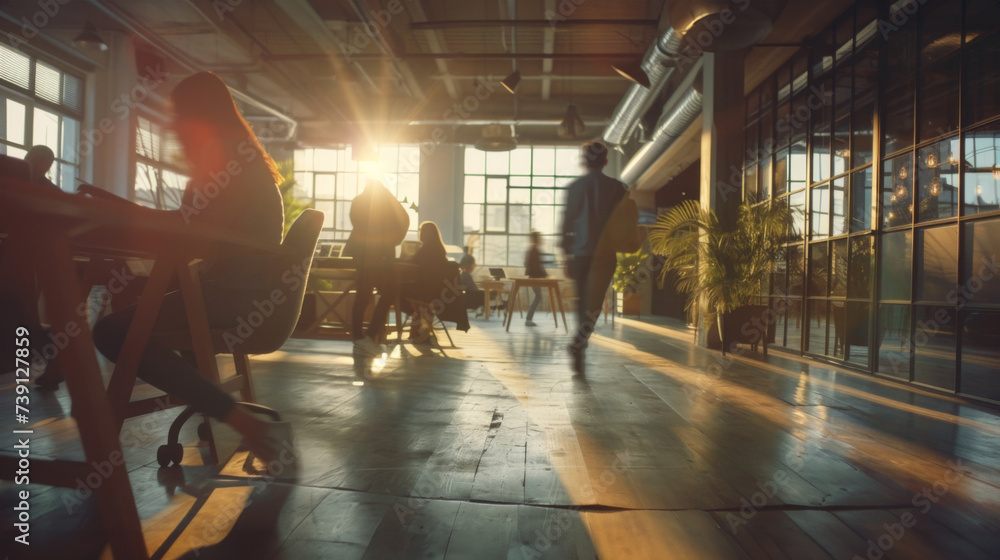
[560,141,627,377]
[523,231,547,327]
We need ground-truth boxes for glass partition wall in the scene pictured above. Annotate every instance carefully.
[745,0,1000,404]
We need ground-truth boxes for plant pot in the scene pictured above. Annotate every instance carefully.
[616,292,642,317]
[706,304,776,355]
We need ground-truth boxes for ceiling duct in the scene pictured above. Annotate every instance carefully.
[667,0,786,52]
[475,124,517,152]
[620,88,702,187]
[602,28,683,146]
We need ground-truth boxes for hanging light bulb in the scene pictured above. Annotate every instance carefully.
[977,184,984,195]
[993,164,1000,180]
[929,177,941,196]
[908,204,914,213]
[948,152,958,166]
[889,211,896,220]
[898,165,908,180]
[926,152,938,168]
[890,194,898,203]
[896,184,907,198]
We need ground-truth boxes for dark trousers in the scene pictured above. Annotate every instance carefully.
[526,287,543,320]
[93,281,253,421]
[570,253,616,350]
[352,259,397,342]
[464,290,484,309]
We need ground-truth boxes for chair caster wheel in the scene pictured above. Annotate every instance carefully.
[157,443,183,467]
[197,422,210,441]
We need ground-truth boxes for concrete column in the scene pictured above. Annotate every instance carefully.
[418,144,464,248]
[698,50,745,346]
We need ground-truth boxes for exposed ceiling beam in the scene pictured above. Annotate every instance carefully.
[263,52,648,61]
[271,0,379,92]
[85,0,297,133]
[347,0,424,100]
[409,19,658,29]
[431,74,620,81]
[540,0,555,101]
[405,0,459,99]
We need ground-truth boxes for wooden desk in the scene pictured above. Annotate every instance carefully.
[504,277,568,333]
[300,258,415,341]
[0,180,293,559]
[478,280,508,320]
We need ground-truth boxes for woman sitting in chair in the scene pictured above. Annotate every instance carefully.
[93,72,291,468]
[404,222,470,341]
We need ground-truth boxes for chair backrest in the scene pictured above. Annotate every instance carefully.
[237,209,323,354]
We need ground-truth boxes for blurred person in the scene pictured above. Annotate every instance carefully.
[403,221,470,341]
[344,180,409,361]
[92,71,292,468]
[560,140,626,377]
[458,254,484,314]
[523,231,548,327]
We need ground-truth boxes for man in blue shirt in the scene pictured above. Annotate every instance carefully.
[560,141,626,377]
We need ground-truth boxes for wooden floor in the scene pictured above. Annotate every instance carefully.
[2,313,1000,559]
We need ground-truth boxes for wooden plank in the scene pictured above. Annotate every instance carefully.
[513,504,597,560]
[443,502,517,560]
[361,498,460,560]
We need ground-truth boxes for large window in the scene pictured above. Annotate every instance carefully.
[134,116,188,209]
[742,0,1000,404]
[294,146,420,242]
[463,146,581,267]
[0,44,82,190]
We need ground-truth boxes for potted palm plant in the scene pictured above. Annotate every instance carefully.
[613,250,647,317]
[648,199,794,354]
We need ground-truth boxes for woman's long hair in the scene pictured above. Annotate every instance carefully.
[169,71,282,185]
[418,221,447,261]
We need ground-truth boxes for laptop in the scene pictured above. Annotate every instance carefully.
[488,267,506,280]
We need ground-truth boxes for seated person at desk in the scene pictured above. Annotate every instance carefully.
[344,179,409,362]
[24,145,60,190]
[0,154,64,388]
[458,254,484,313]
[92,72,290,467]
[524,231,548,327]
[403,222,470,340]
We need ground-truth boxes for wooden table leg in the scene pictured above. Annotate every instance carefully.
[106,258,175,430]
[504,282,520,332]
[554,284,568,334]
[548,286,558,329]
[483,287,492,320]
[37,235,149,559]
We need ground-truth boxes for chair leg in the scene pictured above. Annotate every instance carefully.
[234,353,256,403]
[438,317,454,347]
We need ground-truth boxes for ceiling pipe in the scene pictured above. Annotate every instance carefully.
[409,19,658,29]
[620,88,702,187]
[601,27,683,146]
[610,0,787,184]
